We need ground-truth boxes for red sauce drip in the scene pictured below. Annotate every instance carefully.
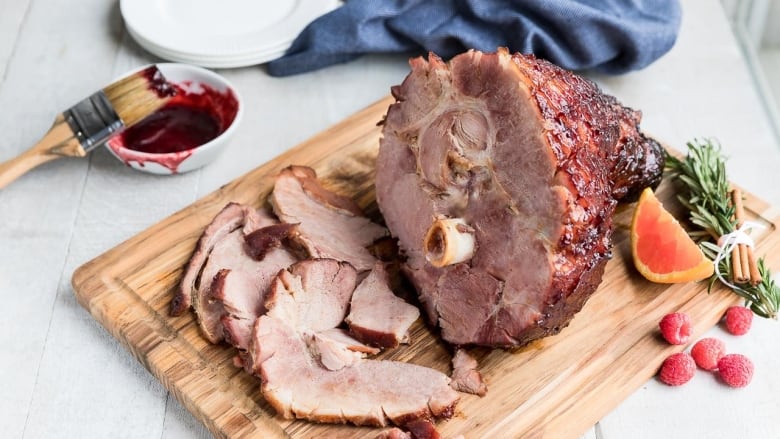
[109,80,238,173]
[108,144,195,174]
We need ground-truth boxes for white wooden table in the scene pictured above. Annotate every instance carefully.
[1,1,778,438]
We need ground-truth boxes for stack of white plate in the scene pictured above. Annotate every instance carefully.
[120,0,339,68]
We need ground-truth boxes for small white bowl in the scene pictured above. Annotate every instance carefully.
[105,63,243,175]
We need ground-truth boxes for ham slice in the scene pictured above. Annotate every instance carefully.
[254,315,459,427]
[264,259,357,332]
[211,269,258,350]
[250,259,460,427]
[450,349,487,396]
[271,166,388,271]
[405,419,441,439]
[346,263,420,348]
[175,203,298,344]
[375,428,412,439]
[172,203,254,316]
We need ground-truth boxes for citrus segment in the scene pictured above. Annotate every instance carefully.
[631,187,714,283]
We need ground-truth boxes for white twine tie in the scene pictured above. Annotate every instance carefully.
[712,221,763,290]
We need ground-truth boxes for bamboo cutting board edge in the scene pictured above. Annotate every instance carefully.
[72,96,780,439]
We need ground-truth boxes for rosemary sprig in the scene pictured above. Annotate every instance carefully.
[665,139,780,319]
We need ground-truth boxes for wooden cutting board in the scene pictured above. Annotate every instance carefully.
[71,96,780,438]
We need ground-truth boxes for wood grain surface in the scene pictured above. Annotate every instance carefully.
[71,96,780,439]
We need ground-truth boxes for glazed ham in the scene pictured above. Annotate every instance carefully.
[376,49,663,347]
[250,259,460,427]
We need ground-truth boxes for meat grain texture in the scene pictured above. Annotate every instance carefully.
[376,49,663,347]
[271,165,388,271]
[346,262,420,348]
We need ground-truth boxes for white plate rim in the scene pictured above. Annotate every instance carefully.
[120,0,338,58]
[132,41,287,68]
[126,25,290,64]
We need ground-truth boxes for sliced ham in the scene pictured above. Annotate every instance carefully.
[346,263,420,349]
[262,260,362,372]
[265,259,357,332]
[270,166,388,271]
[376,425,464,439]
[375,425,460,439]
[176,203,298,344]
[450,349,487,396]
[308,331,366,371]
[405,419,441,439]
[172,203,250,316]
[250,259,460,427]
[253,315,459,427]
[197,230,296,343]
[375,428,412,439]
[175,167,465,434]
[218,222,302,350]
[244,223,301,260]
[211,269,257,350]
[316,328,381,355]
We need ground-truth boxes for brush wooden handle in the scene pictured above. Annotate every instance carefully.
[0,114,85,189]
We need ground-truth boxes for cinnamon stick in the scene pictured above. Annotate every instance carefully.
[732,188,760,285]
[739,243,751,283]
[747,249,761,286]
[731,246,745,282]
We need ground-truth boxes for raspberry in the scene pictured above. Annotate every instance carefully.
[724,306,753,336]
[717,354,754,387]
[659,312,692,345]
[690,338,726,370]
[658,352,696,386]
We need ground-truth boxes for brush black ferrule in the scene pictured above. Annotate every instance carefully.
[64,90,124,152]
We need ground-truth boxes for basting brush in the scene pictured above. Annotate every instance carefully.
[0,66,175,189]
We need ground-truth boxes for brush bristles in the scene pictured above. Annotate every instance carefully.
[102,66,173,127]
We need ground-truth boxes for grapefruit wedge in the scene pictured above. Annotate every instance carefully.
[631,187,714,283]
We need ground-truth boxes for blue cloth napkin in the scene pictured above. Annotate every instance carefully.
[267,0,681,77]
